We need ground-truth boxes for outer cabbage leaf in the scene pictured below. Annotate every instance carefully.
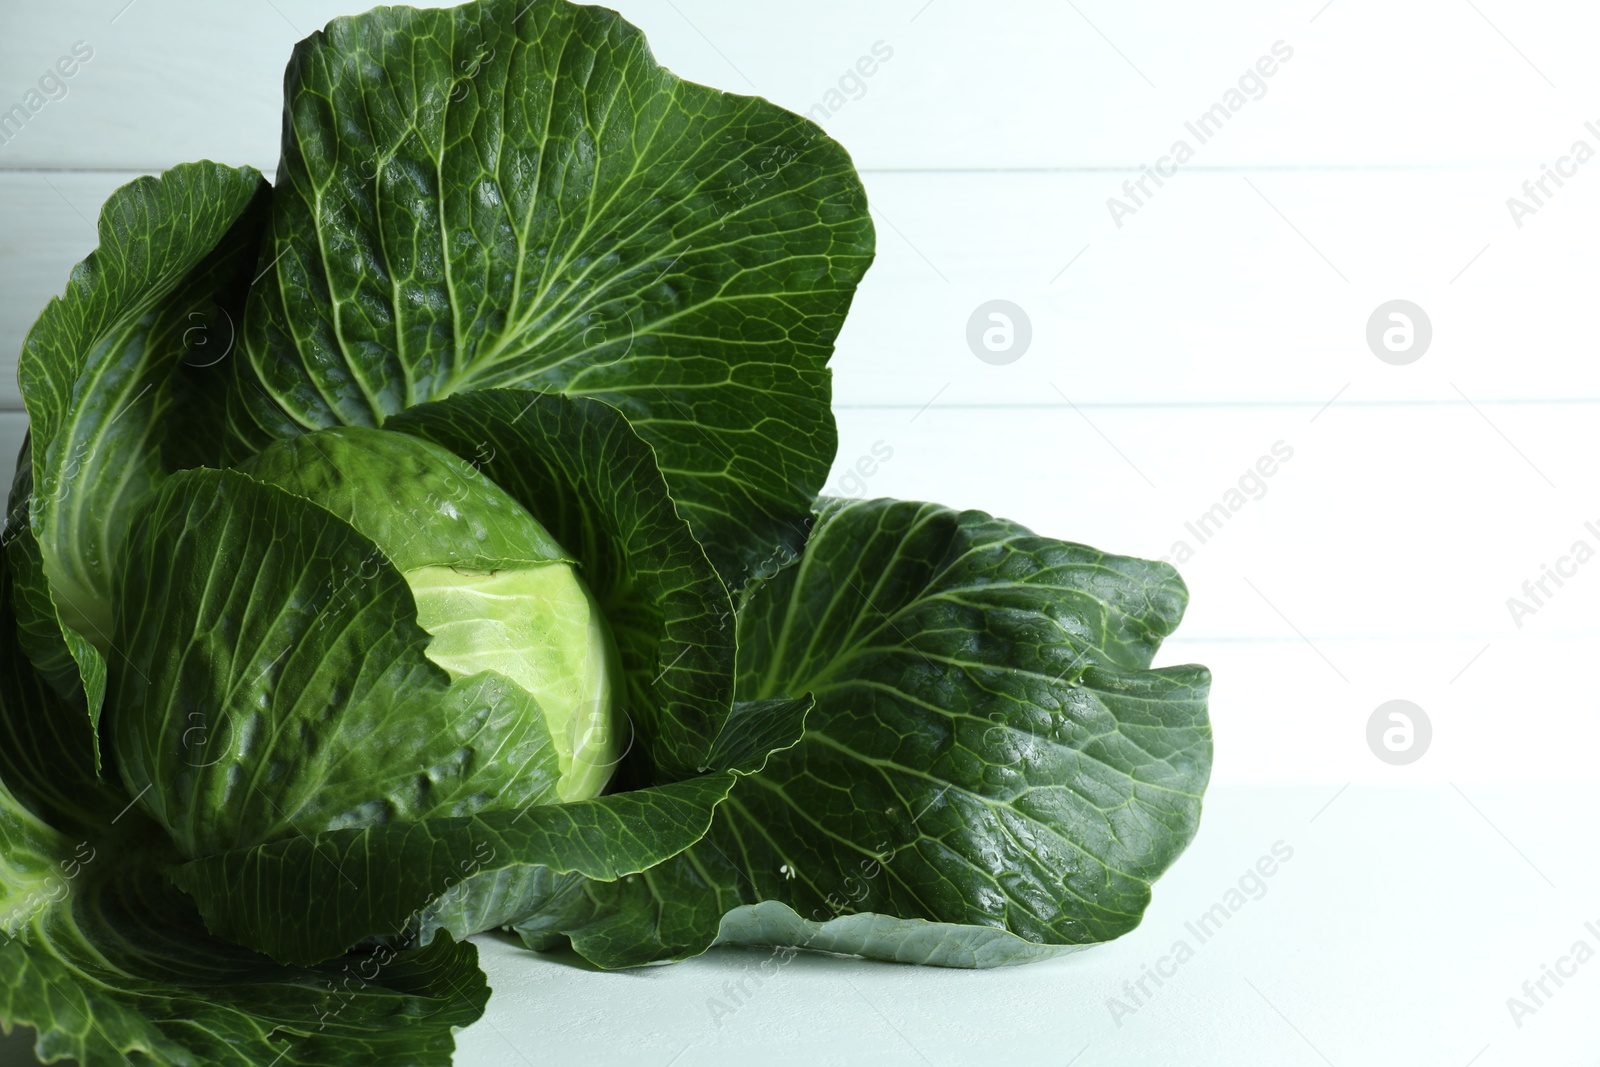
[0,524,123,843]
[168,697,811,968]
[205,0,874,587]
[511,498,1212,968]
[0,847,488,1067]
[7,162,267,730]
[409,695,812,952]
[169,775,746,969]
[2,451,109,791]
[0,526,486,1067]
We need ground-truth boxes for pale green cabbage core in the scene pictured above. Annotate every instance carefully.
[404,562,623,802]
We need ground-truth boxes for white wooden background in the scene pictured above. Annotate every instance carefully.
[3,3,1598,1065]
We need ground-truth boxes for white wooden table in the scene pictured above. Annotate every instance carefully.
[2,2,1597,1063]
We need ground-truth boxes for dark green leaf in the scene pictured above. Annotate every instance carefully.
[171,693,810,968]
[8,163,268,733]
[0,843,487,1067]
[0,528,129,842]
[517,498,1212,968]
[421,695,811,954]
[171,773,740,968]
[3,449,106,756]
[209,0,873,586]
[701,695,815,776]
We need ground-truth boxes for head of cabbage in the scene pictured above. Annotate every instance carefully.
[0,2,1208,1063]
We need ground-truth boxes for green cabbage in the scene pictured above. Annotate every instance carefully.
[0,1,1211,1062]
